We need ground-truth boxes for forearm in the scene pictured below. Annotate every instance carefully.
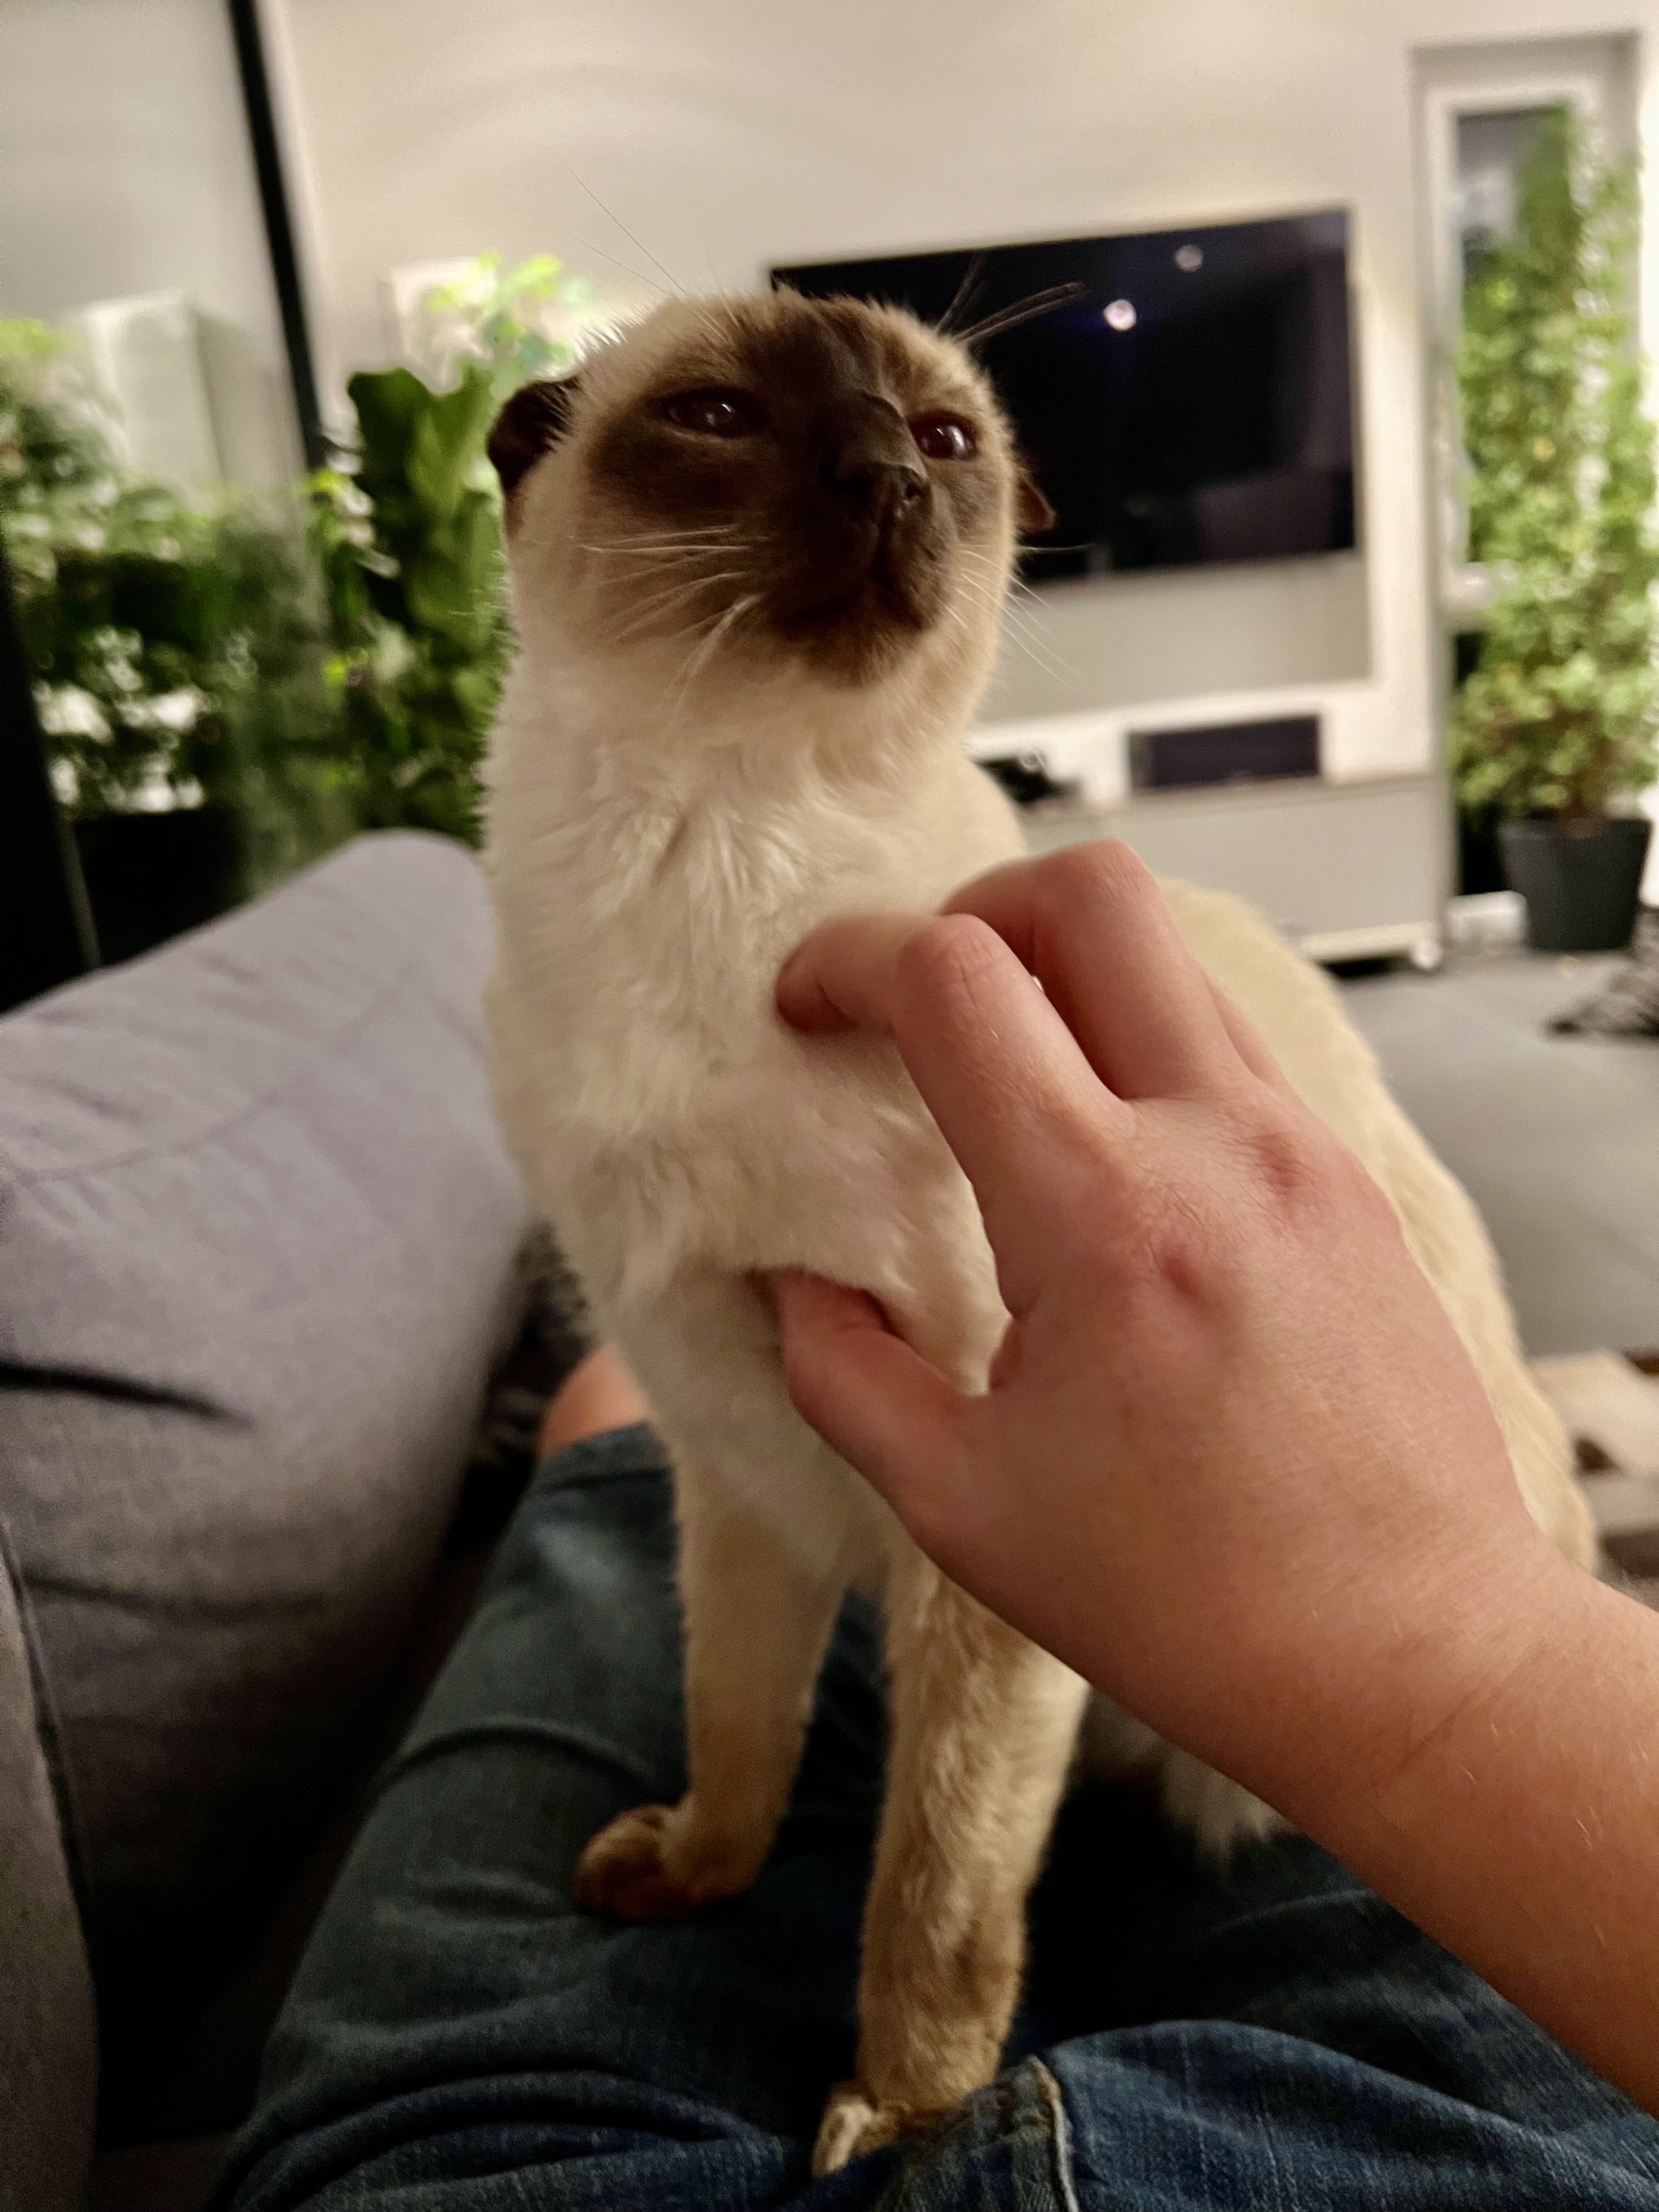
[1282,1553,1659,2117]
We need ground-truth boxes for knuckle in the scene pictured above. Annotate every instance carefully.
[1232,1097,1370,1226]
[1142,1191,1222,1305]
[1092,1173,1207,1299]
[1041,838,1158,918]
[895,911,1005,1005]
[1244,1105,1327,1210]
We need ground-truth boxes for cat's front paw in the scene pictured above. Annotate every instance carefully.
[811,2082,949,2175]
[575,1801,763,1920]
[575,1804,699,1921]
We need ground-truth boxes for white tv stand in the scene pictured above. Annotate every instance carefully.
[1016,772,1447,970]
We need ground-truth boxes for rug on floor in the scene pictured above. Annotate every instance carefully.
[1532,1350,1659,1598]
[1548,909,1659,1036]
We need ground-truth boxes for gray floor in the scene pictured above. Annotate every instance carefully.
[1341,948,1659,1358]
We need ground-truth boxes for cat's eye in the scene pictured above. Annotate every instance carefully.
[910,414,977,461]
[659,387,766,437]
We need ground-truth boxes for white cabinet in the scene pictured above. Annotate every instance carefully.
[1019,774,1447,969]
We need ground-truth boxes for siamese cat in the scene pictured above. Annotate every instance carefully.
[482,289,1594,2172]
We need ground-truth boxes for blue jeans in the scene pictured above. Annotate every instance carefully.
[215,1426,1659,2210]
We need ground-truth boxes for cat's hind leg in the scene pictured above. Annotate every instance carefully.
[814,1540,1089,2173]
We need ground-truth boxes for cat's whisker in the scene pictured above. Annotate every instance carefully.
[569,235,675,301]
[612,585,747,633]
[585,533,741,550]
[664,591,762,714]
[955,283,1084,348]
[610,574,735,620]
[619,559,748,590]
[583,542,750,562]
[611,606,732,649]
[566,169,687,298]
[954,569,1019,616]
[995,613,1071,683]
[950,566,1072,681]
[992,586,1043,626]
[998,586,1057,631]
[1006,641,1069,686]
[997,597,1064,652]
[956,557,1048,622]
[935,253,988,339]
[581,531,741,545]
[608,574,748,642]
[583,526,745,548]
[579,540,756,586]
[953,545,1049,613]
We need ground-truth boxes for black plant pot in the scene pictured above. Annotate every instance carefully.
[73,805,245,966]
[1497,815,1653,953]
[1457,812,1509,896]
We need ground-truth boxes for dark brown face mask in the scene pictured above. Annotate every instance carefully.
[489,293,1054,686]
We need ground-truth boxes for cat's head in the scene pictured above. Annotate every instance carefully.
[488,290,1052,697]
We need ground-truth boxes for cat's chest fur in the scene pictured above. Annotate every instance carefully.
[485,682,1024,1314]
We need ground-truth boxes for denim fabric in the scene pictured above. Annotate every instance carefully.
[215,1425,1659,2211]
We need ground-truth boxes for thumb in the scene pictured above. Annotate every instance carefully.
[772,1271,970,1531]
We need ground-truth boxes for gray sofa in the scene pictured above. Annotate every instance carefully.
[0,833,540,2212]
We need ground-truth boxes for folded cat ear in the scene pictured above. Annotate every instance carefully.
[1014,469,1056,536]
[488,378,582,515]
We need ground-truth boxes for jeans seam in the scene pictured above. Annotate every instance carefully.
[1032,2058,1085,2212]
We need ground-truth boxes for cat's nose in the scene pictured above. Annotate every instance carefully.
[828,407,928,524]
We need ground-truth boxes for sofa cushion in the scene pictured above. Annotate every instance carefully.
[0,831,532,2126]
[0,1527,96,2210]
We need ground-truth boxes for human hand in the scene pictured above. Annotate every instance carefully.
[773,842,1564,1827]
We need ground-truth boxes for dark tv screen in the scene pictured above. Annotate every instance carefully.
[772,211,1356,581]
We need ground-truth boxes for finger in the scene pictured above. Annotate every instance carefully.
[944,843,1246,1101]
[778,910,1126,1300]
[1205,978,1295,1093]
[776,912,919,1034]
[772,1272,972,1535]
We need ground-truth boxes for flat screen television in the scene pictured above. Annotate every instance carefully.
[772,211,1356,581]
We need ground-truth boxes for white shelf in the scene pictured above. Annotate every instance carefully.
[972,676,1433,802]
[1017,774,1447,969]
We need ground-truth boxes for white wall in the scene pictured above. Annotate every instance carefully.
[263,0,1659,776]
[0,0,301,485]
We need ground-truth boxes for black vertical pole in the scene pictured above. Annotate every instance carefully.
[0,543,98,1014]
[225,0,328,469]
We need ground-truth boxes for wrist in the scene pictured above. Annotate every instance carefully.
[1237,1519,1585,1848]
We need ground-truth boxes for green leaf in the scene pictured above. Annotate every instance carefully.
[1453,108,1659,818]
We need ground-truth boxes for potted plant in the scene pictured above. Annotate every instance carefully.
[304,254,583,844]
[1,321,343,958]
[1451,112,1658,951]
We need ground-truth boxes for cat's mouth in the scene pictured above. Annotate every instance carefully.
[765,531,949,672]
[777,571,927,636]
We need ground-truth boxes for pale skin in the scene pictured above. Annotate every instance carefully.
[541,840,1659,2124]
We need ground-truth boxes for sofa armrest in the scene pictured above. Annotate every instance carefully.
[0,830,533,2140]
[0,1529,96,2210]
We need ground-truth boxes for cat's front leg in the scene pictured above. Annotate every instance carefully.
[813,1541,1090,2174]
[577,1458,846,1918]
